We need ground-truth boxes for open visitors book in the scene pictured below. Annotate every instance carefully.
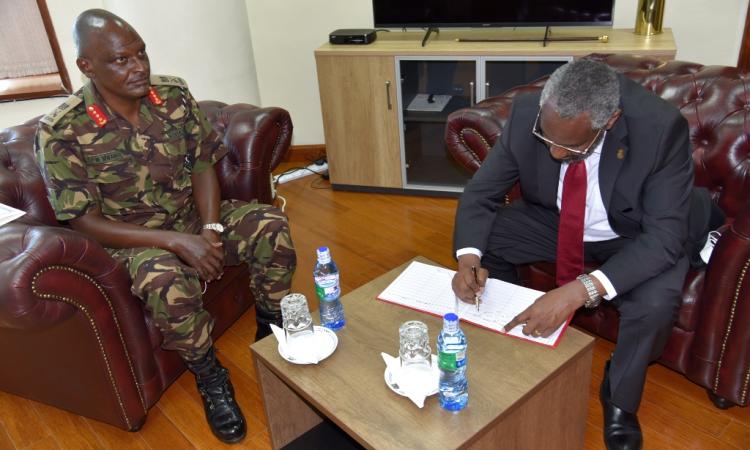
[377,261,571,348]
[0,202,25,227]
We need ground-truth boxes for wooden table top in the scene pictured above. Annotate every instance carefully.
[251,256,594,450]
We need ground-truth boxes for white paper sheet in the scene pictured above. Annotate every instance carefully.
[377,261,570,348]
[406,94,452,112]
[0,202,25,227]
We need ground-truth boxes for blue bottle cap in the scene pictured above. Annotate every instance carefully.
[444,312,458,322]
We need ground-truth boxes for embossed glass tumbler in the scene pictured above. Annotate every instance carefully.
[280,293,314,346]
[399,320,432,368]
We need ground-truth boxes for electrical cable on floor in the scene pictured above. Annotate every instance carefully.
[273,165,328,184]
[272,156,329,210]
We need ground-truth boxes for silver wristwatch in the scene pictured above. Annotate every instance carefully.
[577,274,602,309]
[201,222,225,234]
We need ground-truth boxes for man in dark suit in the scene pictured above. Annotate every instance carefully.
[452,59,709,450]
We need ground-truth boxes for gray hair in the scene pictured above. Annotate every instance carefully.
[539,59,620,129]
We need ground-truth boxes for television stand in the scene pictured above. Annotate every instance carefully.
[315,28,676,192]
[456,26,609,47]
[421,27,439,47]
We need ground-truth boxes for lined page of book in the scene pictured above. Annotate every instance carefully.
[377,261,570,348]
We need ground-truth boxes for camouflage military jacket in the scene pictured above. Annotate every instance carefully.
[35,75,227,228]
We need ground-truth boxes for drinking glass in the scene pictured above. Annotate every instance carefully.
[280,293,314,345]
[399,320,432,368]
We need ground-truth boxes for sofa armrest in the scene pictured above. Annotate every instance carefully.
[687,208,750,406]
[0,223,142,330]
[445,99,509,174]
[0,222,154,429]
[206,103,293,204]
[445,83,545,175]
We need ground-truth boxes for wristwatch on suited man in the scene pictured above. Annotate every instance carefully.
[201,222,225,234]
[577,274,602,308]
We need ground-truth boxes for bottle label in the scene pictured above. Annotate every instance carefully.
[314,273,340,300]
[438,350,466,371]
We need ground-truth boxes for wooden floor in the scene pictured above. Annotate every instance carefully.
[1,171,749,449]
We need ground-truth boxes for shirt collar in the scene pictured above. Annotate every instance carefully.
[81,80,157,130]
[562,130,607,166]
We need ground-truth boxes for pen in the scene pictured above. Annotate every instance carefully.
[471,265,481,311]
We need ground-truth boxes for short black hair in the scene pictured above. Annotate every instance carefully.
[73,9,133,57]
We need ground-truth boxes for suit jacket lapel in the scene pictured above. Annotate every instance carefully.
[599,117,628,210]
[536,141,562,209]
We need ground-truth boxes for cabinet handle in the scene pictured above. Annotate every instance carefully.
[385,80,392,110]
[469,81,475,106]
[485,82,490,98]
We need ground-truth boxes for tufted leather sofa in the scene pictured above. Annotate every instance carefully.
[445,53,750,409]
[0,101,292,430]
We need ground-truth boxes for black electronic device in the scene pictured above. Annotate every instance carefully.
[329,29,377,45]
[372,0,614,29]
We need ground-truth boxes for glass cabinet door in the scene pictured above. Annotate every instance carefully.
[398,58,477,192]
[482,58,570,100]
[395,57,571,194]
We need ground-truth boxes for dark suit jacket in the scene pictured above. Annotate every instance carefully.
[454,75,695,295]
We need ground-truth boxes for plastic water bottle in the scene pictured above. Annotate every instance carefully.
[313,247,345,331]
[437,312,468,411]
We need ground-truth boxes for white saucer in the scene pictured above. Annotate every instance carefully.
[384,355,439,397]
[278,326,338,364]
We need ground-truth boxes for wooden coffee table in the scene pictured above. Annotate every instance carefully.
[251,257,594,449]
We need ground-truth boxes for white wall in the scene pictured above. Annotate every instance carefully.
[2,0,749,143]
[244,0,373,146]
[613,0,749,65]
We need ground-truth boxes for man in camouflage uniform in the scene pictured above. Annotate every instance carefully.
[34,9,296,444]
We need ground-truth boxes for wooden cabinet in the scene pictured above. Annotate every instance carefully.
[315,55,402,188]
[315,28,677,193]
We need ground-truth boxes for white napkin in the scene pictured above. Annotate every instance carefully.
[381,352,438,408]
[271,324,320,364]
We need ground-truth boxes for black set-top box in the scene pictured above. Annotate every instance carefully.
[329,29,377,45]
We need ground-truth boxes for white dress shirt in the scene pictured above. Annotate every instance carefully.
[457,136,620,299]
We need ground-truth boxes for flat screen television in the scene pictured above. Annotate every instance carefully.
[372,0,614,29]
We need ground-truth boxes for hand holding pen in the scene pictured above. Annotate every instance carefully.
[471,266,482,311]
[451,255,487,309]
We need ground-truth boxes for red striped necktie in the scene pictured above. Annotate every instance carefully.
[556,161,587,286]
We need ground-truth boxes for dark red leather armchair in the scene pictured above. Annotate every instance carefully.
[0,101,292,430]
[445,54,750,409]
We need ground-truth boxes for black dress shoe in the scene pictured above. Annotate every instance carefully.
[600,361,643,450]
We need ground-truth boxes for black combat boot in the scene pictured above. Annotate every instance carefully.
[255,305,283,342]
[186,347,247,444]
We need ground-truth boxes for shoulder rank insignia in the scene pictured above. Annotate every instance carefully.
[86,104,109,127]
[39,94,83,127]
[148,87,164,105]
[150,74,187,89]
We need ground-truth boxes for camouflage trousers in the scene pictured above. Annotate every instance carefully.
[109,199,296,361]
